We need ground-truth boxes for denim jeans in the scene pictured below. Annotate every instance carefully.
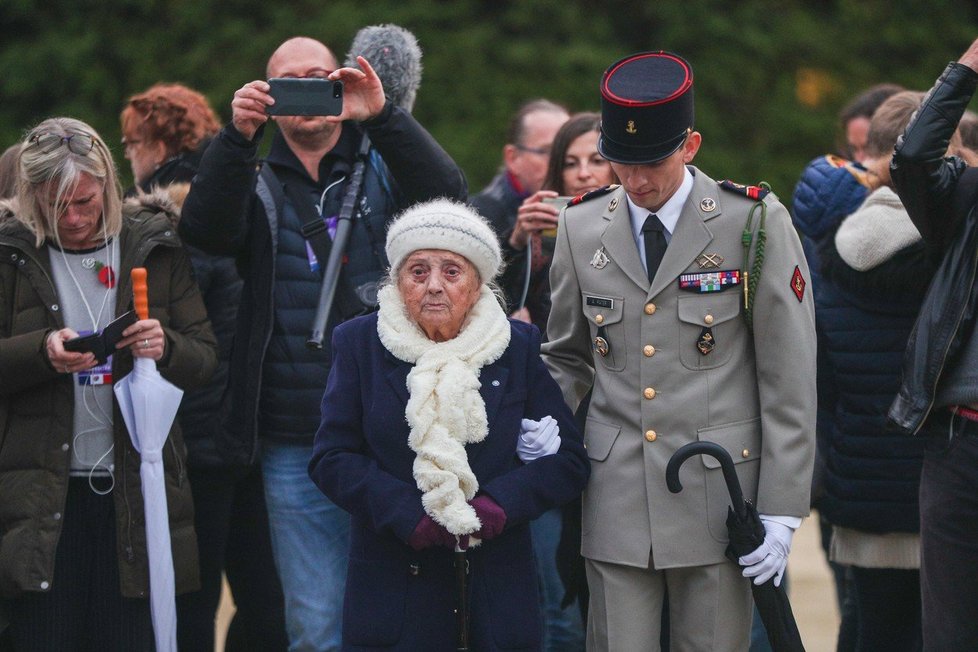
[531,507,585,651]
[262,442,351,652]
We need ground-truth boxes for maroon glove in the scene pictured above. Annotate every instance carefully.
[470,495,507,541]
[407,515,455,551]
[407,515,470,551]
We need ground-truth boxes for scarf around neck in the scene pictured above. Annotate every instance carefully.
[376,283,511,536]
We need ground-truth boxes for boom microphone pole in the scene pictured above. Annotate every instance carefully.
[307,24,423,349]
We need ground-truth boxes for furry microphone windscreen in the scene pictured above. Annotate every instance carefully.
[345,24,423,113]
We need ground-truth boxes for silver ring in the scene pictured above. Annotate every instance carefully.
[142,339,150,349]
[64,364,69,373]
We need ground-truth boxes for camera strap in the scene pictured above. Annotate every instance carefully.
[283,177,363,320]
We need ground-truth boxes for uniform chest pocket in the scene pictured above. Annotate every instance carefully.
[677,293,741,370]
[582,293,626,372]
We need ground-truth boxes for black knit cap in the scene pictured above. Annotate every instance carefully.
[598,51,694,164]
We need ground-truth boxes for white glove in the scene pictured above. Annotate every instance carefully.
[738,517,795,587]
[517,415,561,462]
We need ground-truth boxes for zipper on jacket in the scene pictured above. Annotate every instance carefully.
[914,242,978,435]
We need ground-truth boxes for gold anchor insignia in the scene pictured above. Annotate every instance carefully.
[695,253,724,269]
[625,120,637,134]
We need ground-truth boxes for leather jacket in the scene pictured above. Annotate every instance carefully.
[888,61,978,434]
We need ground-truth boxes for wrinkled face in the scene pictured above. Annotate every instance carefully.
[610,132,701,212]
[267,40,340,148]
[561,130,614,196]
[507,110,569,194]
[846,116,871,164]
[49,172,105,250]
[397,249,482,342]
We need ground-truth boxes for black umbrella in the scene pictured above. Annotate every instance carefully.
[666,441,806,652]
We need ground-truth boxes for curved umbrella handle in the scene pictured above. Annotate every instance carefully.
[666,441,747,519]
[132,267,149,320]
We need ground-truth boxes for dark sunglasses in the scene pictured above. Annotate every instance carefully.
[28,132,95,156]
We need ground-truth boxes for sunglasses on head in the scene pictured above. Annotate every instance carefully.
[28,132,95,156]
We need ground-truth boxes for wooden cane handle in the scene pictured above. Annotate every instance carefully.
[132,267,149,321]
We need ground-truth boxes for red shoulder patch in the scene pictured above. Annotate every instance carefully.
[719,179,770,200]
[569,185,618,206]
[790,265,806,302]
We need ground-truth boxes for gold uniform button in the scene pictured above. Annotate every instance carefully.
[741,448,750,459]
[595,314,604,324]
[645,430,657,442]
[643,387,656,400]
[643,345,655,357]
[644,303,657,315]
[704,314,715,325]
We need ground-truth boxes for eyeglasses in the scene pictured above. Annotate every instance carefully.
[515,143,551,157]
[28,132,95,156]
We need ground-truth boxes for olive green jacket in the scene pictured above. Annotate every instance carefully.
[0,196,217,599]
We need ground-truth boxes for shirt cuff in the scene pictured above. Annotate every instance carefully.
[759,514,803,530]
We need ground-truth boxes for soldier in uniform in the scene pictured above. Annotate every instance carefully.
[542,51,816,650]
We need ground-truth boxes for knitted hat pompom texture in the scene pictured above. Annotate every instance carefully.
[385,199,502,282]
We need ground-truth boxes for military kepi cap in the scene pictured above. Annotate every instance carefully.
[599,51,694,164]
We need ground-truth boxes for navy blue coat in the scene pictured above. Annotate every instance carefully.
[308,314,589,651]
[815,236,932,533]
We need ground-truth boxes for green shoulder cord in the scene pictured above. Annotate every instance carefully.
[741,181,771,331]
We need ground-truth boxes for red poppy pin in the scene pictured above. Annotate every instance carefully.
[94,261,116,289]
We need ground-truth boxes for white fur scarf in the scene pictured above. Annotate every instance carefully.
[376,283,511,536]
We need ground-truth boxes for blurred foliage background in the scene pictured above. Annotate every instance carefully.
[2,0,978,203]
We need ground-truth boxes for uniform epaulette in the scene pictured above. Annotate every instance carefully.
[569,184,619,206]
[719,180,770,201]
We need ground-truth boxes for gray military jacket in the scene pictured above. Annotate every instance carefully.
[542,166,816,569]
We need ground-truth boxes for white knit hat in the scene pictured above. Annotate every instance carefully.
[385,198,502,281]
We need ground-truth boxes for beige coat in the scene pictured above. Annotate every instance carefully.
[542,167,816,570]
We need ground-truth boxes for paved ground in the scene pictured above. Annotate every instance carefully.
[787,515,841,651]
[215,515,841,651]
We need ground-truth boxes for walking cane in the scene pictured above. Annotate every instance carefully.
[454,541,470,651]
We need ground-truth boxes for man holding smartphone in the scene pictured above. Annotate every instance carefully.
[542,51,815,649]
[178,36,466,651]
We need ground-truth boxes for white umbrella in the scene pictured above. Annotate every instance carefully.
[113,268,183,652]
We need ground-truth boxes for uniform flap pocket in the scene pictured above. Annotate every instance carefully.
[678,293,741,326]
[697,417,761,468]
[584,417,621,462]
[582,293,624,327]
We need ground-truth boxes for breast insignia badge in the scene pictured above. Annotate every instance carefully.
[695,253,724,269]
[697,327,715,355]
[590,247,610,269]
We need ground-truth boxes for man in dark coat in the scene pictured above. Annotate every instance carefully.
[178,36,467,651]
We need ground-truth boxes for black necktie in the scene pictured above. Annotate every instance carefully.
[642,214,668,283]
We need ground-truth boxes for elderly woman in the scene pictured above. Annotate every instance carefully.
[309,199,589,651]
[0,117,216,650]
